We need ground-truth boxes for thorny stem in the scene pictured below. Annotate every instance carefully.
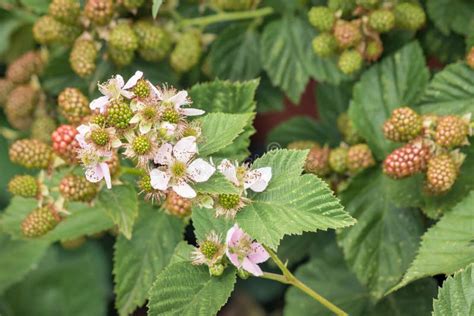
[261,246,348,316]
[180,7,274,28]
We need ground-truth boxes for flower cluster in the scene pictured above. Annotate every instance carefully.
[192,224,269,277]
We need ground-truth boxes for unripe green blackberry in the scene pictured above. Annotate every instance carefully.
[337,112,363,144]
[132,135,152,155]
[33,16,81,45]
[338,49,363,74]
[21,205,61,238]
[218,194,240,210]
[394,3,426,31]
[106,99,133,129]
[383,138,431,179]
[108,47,135,67]
[164,191,192,218]
[0,79,14,107]
[383,107,423,143]
[134,20,172,62]
[84,0,114,26]
[90,128,109,146]
[70,38,98,78]
[133,79,150,98]
[123,0,145,10]
[200,240,219,259]
[287,140,319,150]
[328,0,356,17]
[161,108,180,124]
[58,87,91,124]
[425,154,458,195]
[6,51,44,84]
[8,175,39,198]
[305,146,331,177]
[170,30,202,73]
[334,21,362,49]
[52,125,80,164]
[211,0,260,11]
[91,113,107,126]
[369,9,395,33]
[308,6,335,32]
[347,144,375,173]
[329,147,348,174]
[434,115,470,148]
[109,23,138,51]
[365,40,383,61]
[5,85,38,131]
[356,0,378,9]
[59,174,98,202]
[312,33,338,57]
[48,0,81,25]
[209,264,225,277]
[9,139,53,169]
[31,115,57,144]
[467,47,474,69]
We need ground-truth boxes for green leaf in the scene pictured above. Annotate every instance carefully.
[337,168,425,300]
[98,184,139,239]
[427,0,474,36]
[148,263,236,316]
[192,207,233,242]
[2,243,109,316]
[0,234,49,294]
[236,149,355,249]
[349,41,429,159]
[193,172,239,195]
[0,198,113,241]
[416,62,474,115]
[114,203,185,316]
[198,112,254,157]
[19,0,49,13]
[432,263,474,316]
[168,241,194,265]
[208,24,261,81]
[267,117,335,147]
[256,76,285,113]
[152,0,163,18]
[393,192,474,291]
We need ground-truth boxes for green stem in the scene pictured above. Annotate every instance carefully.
[262,246,348,316]
[180,7,274,28]
[120,167,144,176]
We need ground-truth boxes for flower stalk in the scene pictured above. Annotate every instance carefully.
[180,7,275,28]
[261,246,348,316]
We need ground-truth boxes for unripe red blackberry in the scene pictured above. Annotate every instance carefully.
[48,0,81,25]
[347,144,375,173]
[467,47,474,69]
[383,107,423,142]
[434,115,470,148]
[394,3,426,31]
[70,38,98,78]
[51,125,80,164]
[33,15,81,45]
[6,51,44,84]
[9,139,53,169]
[383,138,431,179]
[170,30,203,73]
[134,20,172,62]
[0,79,14,107]
[164,191,192,218]
[109,23,138,51]
[108,47,135,67]
[329,147,348,174]
[425,154,458,195]
[84,0,114,26]
[308,6,335,32]
[328,0,356,16]
[365,40,383,62]
[369,9,395,33]
[305,146,331,177]
[31,115,57,144]
[21,205,61,238]
[333,20,362,49]
[312,33,338,57]
[211,0,260,11]
[337,112,363,144]
[123,0,145,10]
[107,150,121,177]
[59,174,98,202]
[58,87,91,124]
[5,85,38,131]
[287,140,320,150]
[8,175,39,198]
[106,99,133,129]
[338,49,363,75]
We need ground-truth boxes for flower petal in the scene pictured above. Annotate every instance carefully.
[173,136,197,163]
[90,96,109,113]
[226,251,241,268]
[154,143,173,165]
[242,257,264,276]
[181,108,205,116]
[99,162,112,189]
[248,242,270,264]
[149,81,162,99]
[121,90,134,99]
[172,181,196,198]
[226,223,244,247]
[150,169,170,190]
[123,71,143,89]
[115,75,125,88]
[244,167,272,192]
[218,159,239,186]
[129,113,141,124]
[139,122,152,134]
[85,164,104,183]
[169,90,189,108]
[187,158,216,182]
